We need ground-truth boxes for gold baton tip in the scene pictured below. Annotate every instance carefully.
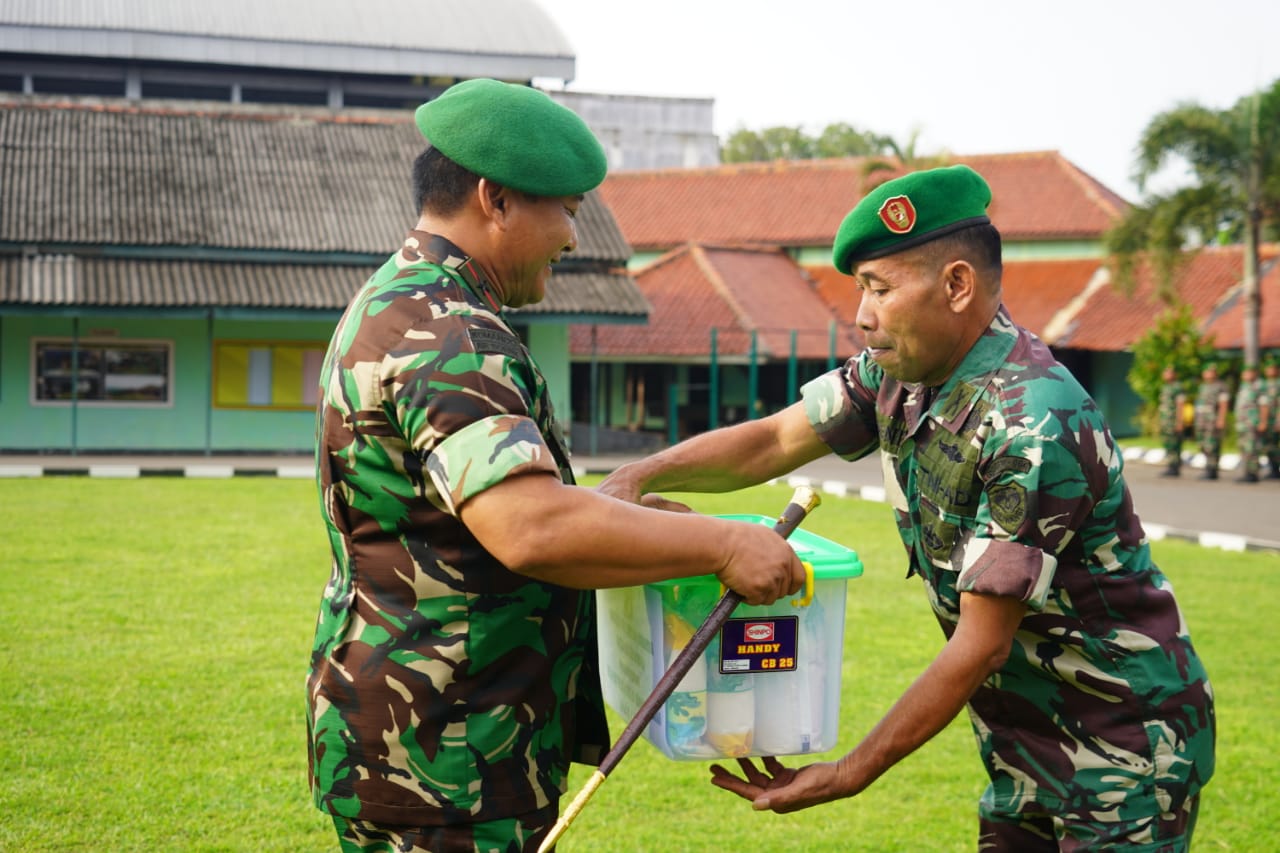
[537,770,606,853]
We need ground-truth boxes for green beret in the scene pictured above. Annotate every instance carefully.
[832,164,993,274]
[415,78,607,196]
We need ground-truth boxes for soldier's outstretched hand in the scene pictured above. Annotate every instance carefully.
[710,756,851,814]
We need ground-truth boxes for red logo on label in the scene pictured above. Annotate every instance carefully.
[878,195,917,234]
[744,622,774,642]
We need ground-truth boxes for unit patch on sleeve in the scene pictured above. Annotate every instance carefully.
[467,327,526,361]
[987,481,1028,532]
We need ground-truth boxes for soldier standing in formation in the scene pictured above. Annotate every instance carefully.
[1157,364,1187,477]
[1262,359,1280,479]
[1235,364,1266,483]
[1193,363,1230,480]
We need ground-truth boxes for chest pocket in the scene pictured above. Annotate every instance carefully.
[913,428,983,565]
[878,386,989,569]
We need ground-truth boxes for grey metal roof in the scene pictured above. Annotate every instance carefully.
[0,94,644,319]
[0,95,632,261]
[0,255,651,319]
[0,0,575,80]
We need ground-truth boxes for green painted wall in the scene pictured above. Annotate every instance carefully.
[0,313,338,453]
[1088,350,1144,438]
[1001,240,1105,260]
[523,323,570,431]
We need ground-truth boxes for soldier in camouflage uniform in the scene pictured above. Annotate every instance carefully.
[1262,359,1280,479]
[1233,364,1265,483]
[1192,363,1230,480]
[308,79,804,853]
[1157,364,1187,477]
[601,166,1214,852]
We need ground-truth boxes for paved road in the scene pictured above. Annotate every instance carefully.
[3,448,1277,552]
[578,450,1280,554]
[783,451,1280,553]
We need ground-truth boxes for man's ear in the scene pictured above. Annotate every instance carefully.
[477,178,510,225]
[943,260,978,314]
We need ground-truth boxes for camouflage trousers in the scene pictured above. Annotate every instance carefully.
[1160,430,1183,466]
[1196,430,1222,468]
[977,793,1199,852]
[333,804,559,853]
[1260,429,1279,472]
[1237,428,1262,476]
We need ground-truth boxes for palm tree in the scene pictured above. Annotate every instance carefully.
[1105,78,1280,367]
[860,127,952,178]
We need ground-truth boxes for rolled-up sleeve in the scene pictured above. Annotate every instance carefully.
[426,415,559,515]
[955,538,1056,610]
[382,313,560,515]
[800,356,880,459]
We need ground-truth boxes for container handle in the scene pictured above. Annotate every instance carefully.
[791,561,814,607]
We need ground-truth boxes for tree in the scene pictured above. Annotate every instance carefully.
[861,126,952,176]
[1105,78,1280,367]
[721,122,901,163]
[1127,304,1216,435]
[814,123,892,159]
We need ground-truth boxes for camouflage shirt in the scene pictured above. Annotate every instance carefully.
[307,231,609,826]
[800,306,1214,820]
[1194,379,1229,435]
[1234,378,1264,432]
[1266,377,1280,432]
[1157,380,1184,437]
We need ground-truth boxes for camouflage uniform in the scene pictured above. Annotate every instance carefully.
[1193,376,1229,478]
[307,231,609,832]
[800,307,1215,834]
[1157,377,1185,476]
[1262,366,1280,478]
[1234,373,1264,481]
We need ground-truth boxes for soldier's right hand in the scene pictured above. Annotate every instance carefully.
[713,519,806,606]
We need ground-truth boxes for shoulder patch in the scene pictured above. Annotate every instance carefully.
[985,456,1033,482]
[987,481,1028,533]
[467,327,526,361]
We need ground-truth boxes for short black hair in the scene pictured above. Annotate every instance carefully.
[412,146,481,217]
[913,222,1003,282]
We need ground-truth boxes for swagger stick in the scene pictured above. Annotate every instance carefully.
[537,486,821,852]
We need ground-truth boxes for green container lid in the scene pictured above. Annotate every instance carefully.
[650,513,863,587]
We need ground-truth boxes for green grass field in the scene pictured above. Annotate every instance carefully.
[0,478,1274,851]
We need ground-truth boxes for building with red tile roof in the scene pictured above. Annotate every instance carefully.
[1188,251,1280,351]
[575,151,1279,443]
[571,245,857,361]
[1050,245,1280,351]
[569,245,859,437]
[597,151,1128,258]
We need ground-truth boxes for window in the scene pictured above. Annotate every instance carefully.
[141,80,233,101]
[240,86,328,106]
[32,75,126,97]
[213,341,325,410]
[34,339,172,405]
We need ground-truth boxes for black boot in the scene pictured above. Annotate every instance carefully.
[1199,467,1218,481]
[1268,461,1280,480]
[1237,471,1260,483]
[1160,463,1180,478]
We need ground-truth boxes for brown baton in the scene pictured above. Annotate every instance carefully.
[537,485,821,852]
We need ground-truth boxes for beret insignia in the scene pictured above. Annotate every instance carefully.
[878,196,917,234]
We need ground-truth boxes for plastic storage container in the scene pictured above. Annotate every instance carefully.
[597,514,863,761]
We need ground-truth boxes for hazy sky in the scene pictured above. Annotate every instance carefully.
[534,0,1280,201]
